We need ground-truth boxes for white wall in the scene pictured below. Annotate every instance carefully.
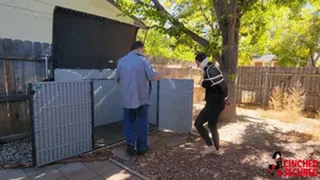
[0,0,136,43]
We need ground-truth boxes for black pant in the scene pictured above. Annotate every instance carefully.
[194,93,225,150]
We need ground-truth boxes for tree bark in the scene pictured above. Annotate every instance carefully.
[313,53,320,67]
[214,0,239,122]
[310,57,316,67]
[309,52,316,67]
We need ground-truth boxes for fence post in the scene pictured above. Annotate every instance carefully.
[262,67,269,106]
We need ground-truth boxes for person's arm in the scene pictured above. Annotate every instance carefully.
[219,80,229,101]
[143,59,169,81]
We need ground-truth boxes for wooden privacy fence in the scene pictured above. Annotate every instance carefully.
[236,67,320,110]
[154,65,320,111]
[153,65,205,103]
[0,58,46,137]
[0,38,50,138]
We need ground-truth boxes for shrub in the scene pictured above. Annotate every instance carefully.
[269,86,283,111]
[265,80,306,122]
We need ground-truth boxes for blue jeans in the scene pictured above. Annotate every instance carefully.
[123,104,149,152]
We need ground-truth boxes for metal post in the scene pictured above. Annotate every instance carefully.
[263,68,269,106]
[44,55,49,79]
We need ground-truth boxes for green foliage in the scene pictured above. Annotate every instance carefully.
[229,74,236,83]
[239,2,274,57]
[238,52,252,66]
[270,6,320,67]
[136,28,195,61]
[114,0,318,66]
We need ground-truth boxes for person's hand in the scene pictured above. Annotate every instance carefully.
[225,98,233,106]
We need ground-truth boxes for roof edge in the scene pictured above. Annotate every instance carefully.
[106,0,148,29]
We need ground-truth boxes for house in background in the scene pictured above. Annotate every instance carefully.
[252,55,279,67]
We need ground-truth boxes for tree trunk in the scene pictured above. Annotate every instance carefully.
[309,54,316,67]
[214,0,239,122]
[314,53,320,67]
[309,53,320,67]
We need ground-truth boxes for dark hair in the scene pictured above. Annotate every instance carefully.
[130,41,144,50]
[195,52,208,62]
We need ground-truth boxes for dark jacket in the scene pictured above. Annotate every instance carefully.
[201,62,228,101]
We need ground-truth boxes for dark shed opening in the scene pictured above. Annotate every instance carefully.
[52,6,139,70]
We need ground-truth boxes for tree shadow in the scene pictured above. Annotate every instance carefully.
[237,114,265,122]
[132,112,320,180]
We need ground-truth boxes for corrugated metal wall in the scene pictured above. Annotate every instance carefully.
[54,69,160,127]
[54,68,115,81]
[148,81,158,125]
[54,69,119,127]
[158,79,194,133]
[92,79,122,126]
[30,81,92,167]
[30,77,194,166]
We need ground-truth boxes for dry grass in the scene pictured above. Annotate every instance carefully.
[268,86,282,110]
[238,104,320,142]
[260,81,306,123]
[316,110,320,120]
[304,129,320,141]
[258,110,298,123]
[299,118,320,141]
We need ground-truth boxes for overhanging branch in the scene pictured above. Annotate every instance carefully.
[151,0,209,47]
[150,0,222,63]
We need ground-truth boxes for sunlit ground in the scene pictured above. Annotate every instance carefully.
[128,103,320,180]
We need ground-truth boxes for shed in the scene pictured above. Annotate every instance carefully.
[0,0,147,70]
[0,0,195,168]
[0,0,147,141]
[252,55,278,67]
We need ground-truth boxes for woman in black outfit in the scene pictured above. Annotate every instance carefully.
[194,52,231,155]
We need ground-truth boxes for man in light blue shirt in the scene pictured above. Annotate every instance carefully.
[115,41,169,155]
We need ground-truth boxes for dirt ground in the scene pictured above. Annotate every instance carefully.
[126,103,320,180]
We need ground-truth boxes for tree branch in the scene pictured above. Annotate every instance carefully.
[238,0,259,17]
[150,0,221,63]
[151,0,209,47]
[199,4,215,33]
[106,0,148,29]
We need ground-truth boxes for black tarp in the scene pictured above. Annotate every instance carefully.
[52,6,139,69]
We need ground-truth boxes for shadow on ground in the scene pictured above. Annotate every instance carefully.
[129,112,320,180]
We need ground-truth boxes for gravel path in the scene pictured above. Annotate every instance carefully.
[130,103,320,180]
[0,137,32,165]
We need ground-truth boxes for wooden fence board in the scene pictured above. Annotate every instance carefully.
[236,67,320,111]
[0,103,9,137]
[5,60,21,136]
[0,38,49,137]
[0,60,5,94]
[153,65,320,110]
[9,101,30,134]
